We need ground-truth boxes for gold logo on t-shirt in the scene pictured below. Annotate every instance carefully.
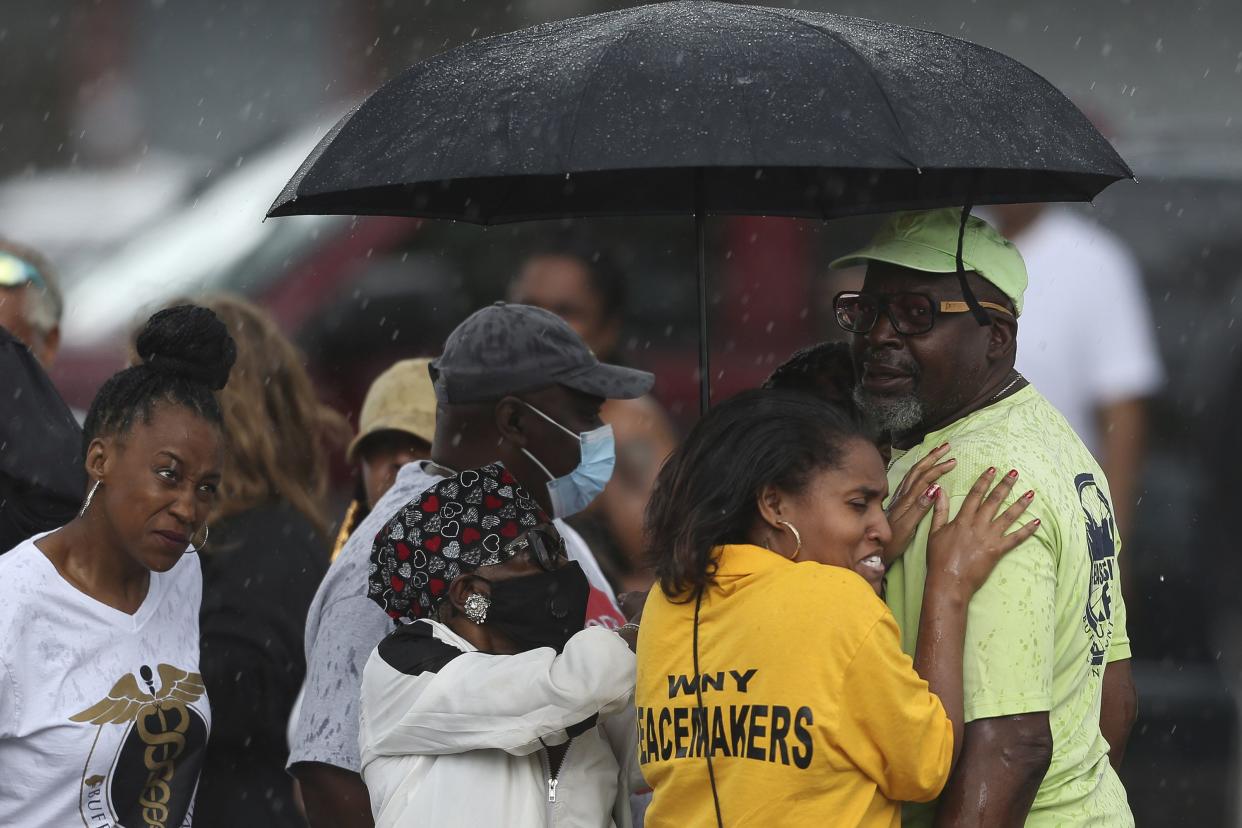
[71,664,204,725]
[71,664,207,828]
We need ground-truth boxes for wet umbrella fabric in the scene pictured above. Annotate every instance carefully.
[270,1,1129,221]
[0,327,86,552]
[268,0,1131,408]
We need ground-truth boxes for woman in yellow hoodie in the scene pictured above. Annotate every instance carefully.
[636,389,1037,827]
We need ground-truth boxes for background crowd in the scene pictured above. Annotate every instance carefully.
[2,0,1241,826]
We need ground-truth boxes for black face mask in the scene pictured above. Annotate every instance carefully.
[485,562,590,653]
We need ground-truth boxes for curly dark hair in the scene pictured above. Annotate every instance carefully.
[645,388,867,599]
[82,305,237,452]
[762,341,856,405]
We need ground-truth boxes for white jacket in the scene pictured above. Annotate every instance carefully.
[359,619,642,828]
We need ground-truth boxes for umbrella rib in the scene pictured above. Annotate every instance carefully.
[562,26,640,169]
[754,8,920,169]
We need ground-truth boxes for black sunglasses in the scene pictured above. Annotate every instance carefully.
[834,290,1013,336]
[503,524,568,571]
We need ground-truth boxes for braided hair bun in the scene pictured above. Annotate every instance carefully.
[135,305,237,391]
[82,304,238,450]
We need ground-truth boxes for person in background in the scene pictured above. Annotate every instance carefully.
[360,462,642,827]
[290,302,651,828]
[0,241,84,553]
[188,295,351,828]
[762,340,857,406]
[988,204,1162,545]
[0,305,233,826]
[0,240,62,367]
[637,389,1037,827]
[0,340,84,552]
[331,357,437,562]
[510,233,676,591]
[833,209,1135,826]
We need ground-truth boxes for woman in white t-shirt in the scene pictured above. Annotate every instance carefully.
[0,305,236,828]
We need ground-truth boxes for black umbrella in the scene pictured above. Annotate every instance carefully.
[270,0,1131,410]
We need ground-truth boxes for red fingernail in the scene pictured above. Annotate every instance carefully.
[1024,490,1035,499]
[1033,519,1041,527]
[986,466,996,475]
[1007,469,1019,479]
[925,483,941,498]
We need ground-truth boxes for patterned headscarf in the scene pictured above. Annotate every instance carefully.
[368,462,548,620]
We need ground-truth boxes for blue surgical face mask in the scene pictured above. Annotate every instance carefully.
[520,403,616,519]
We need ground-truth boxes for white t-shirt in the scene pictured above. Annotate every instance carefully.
[0,533,211,828]
[1009,209,1164,454]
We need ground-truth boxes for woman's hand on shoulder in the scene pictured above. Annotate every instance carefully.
[925,467,1039,598]
[884,442,956,564]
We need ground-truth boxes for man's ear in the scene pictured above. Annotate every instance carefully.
[755,483,787,531]
[493,397,528,448]
[85,436,110,484]
[987,314,1018,363]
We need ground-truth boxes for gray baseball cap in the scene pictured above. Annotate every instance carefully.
[430,302,655,403]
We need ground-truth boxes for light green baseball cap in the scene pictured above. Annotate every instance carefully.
[831,208,1028,316]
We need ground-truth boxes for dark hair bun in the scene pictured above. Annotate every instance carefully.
[135,305,237,390]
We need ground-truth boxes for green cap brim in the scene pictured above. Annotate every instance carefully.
[830,237,968,275]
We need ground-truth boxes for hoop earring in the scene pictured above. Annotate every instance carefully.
[194,524,210,550]
[776,520,802,562]
[464,593,491,624]
[79,481,100,518]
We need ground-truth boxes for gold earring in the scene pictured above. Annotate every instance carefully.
[776,520,802,562]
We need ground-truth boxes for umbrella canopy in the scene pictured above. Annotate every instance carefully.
[269,1,1130,222]
[268,0,1132,410]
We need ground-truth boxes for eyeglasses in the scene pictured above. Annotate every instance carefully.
[0,251,46,291]
[504,524,568,571]
[834,291,1013,336]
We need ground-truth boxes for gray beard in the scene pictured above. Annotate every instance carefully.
[852,385,926,435]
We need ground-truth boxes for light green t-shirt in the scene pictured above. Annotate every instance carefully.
[885,386,1133,828]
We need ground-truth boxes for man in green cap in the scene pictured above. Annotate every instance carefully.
[831,208,1136,827]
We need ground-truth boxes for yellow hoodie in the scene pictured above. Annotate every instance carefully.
[636,544,953,827]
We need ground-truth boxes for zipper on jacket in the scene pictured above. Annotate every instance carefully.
[540,738,574,807]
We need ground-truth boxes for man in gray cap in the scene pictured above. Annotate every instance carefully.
[290,302,653,828]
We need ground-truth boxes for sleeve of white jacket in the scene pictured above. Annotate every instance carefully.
[365,626,635,758]
[599,696,645,795]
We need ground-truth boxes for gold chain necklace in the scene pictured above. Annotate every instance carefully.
[988,371,1025,405]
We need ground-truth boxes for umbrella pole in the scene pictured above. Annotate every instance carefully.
[695,186,710,415]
